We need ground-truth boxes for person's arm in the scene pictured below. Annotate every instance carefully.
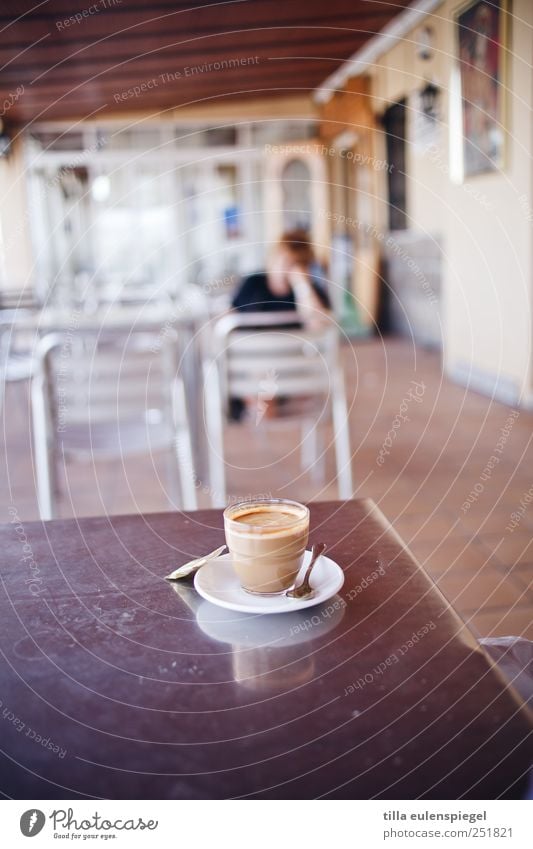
[288,267,331,328]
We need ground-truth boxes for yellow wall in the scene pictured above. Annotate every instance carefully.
[365,0,533,402]
[318,77,384,327]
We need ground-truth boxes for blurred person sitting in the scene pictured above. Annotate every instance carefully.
[229,230,331,421]
[231,229,331,328]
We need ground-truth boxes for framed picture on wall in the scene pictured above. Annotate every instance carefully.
[455,0,509,177]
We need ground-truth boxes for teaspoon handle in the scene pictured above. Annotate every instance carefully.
[300,542,327,590]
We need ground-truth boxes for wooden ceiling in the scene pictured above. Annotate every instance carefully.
[0,0,412,126]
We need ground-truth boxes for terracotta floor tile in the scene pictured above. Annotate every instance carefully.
[466,607,533,640]
[477,532,533,569]
[393,512,463,544]
[509,564,533,598]
[410,537,497,575]
[433,566,529,612]
[457,510,517,536]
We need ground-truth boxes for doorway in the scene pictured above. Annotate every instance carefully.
[383,99,407,230]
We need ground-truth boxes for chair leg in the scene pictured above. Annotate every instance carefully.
[310,424,325,484]
[31,376,56,521]
[332,368,354,500]
[300,418,316,471]
[175,433,198,511]
[300,418,325,484]
[0,331,9,420]
[165,446,182,511]
[203,361,226,508]
[171,376,198,511]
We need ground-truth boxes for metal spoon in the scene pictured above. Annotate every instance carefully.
[286,542,327,599]
[165,544,226,581]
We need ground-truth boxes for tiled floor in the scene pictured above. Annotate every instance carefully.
[1,337,532,639]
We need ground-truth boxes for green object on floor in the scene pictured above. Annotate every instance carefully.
[339,287,370,338]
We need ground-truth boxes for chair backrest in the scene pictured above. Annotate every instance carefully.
[211,312,339,403]
[36,328,178,427]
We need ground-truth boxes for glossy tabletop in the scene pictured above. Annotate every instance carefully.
[1,500,531,799]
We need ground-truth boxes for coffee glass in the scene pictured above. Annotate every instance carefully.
[224,499,309,595]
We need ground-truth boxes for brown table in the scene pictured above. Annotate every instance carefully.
[1,500,531,799]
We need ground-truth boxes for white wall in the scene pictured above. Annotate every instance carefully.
[0,139,33,293]
[0,95,317,299]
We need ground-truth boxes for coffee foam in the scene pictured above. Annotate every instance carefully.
[228,504,307,537]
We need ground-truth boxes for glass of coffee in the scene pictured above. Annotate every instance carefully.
[224,498,309,595]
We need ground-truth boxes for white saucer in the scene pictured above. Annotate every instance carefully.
[194,550,344,615]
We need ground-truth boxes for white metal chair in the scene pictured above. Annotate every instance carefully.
[203,312,354,506]
[31,328,197,520]
[0,314,11,418]
[0,309,37,413]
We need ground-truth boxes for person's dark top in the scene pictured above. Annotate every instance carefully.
[231,272,331,313]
